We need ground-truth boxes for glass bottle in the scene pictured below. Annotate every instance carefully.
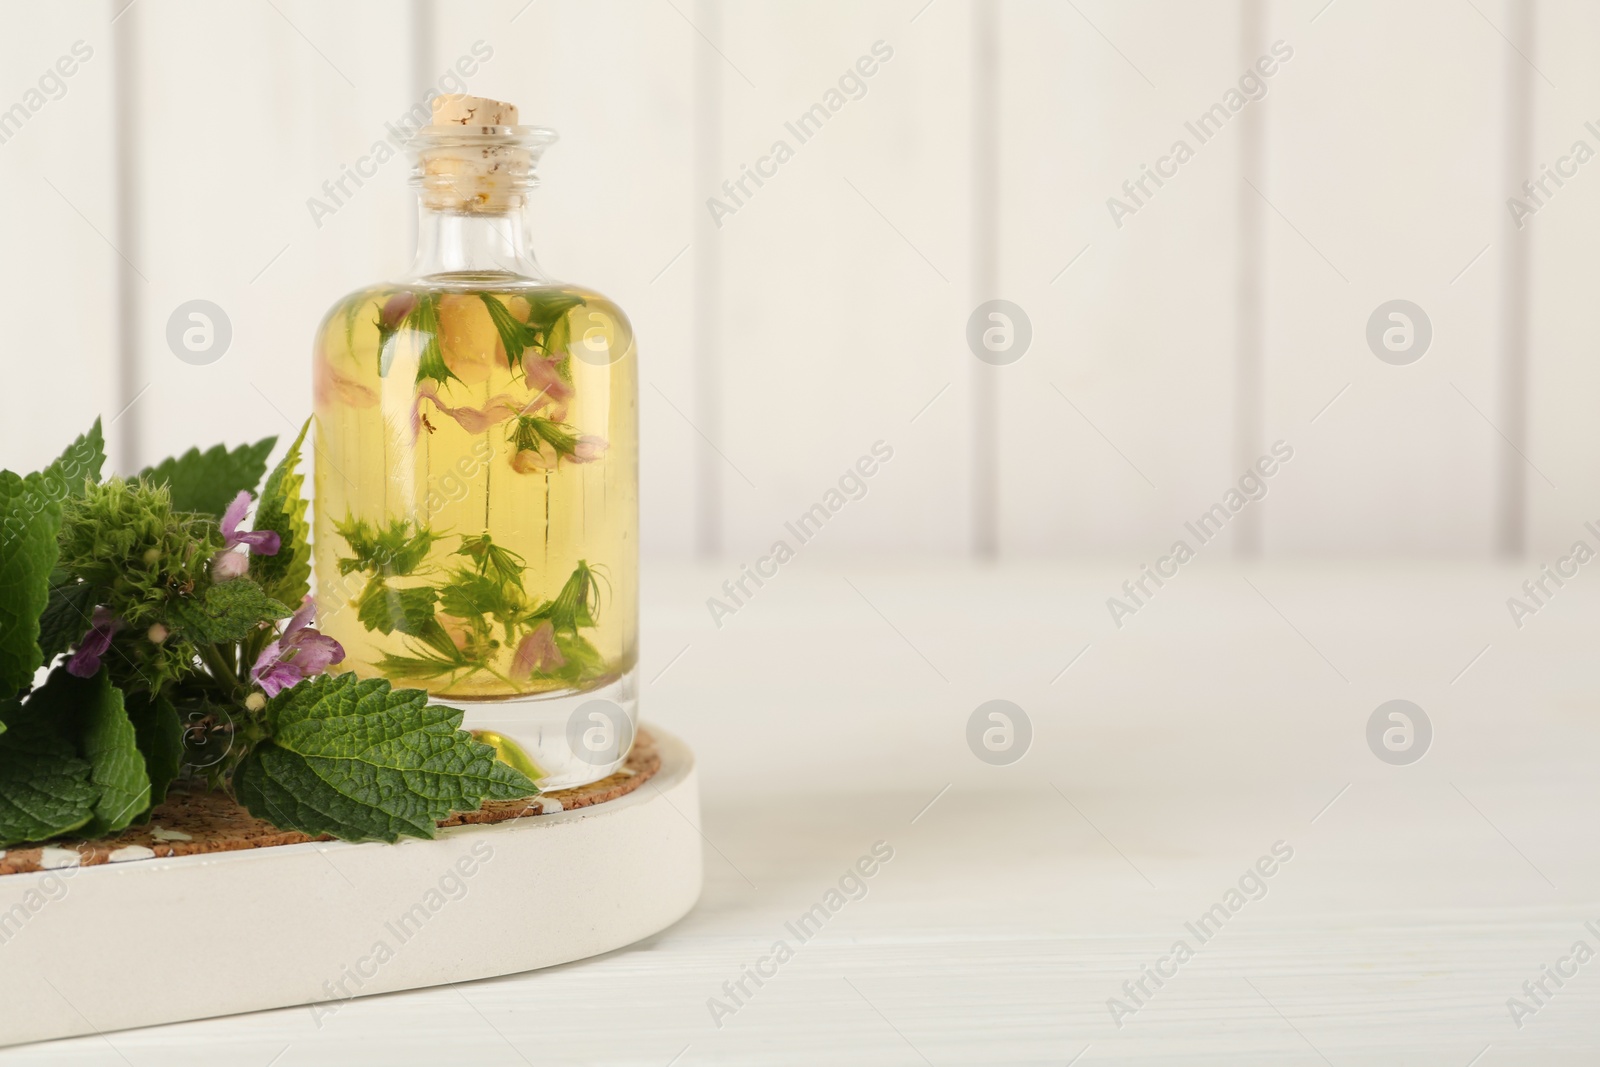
[311,95,638,790]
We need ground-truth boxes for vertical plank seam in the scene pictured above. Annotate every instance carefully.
[971,0,1000,560]
[410,0,435,100]
[1496,0,1533,558]
[693,0,724,558]
[410,0,435,258]
[111,0,142,472]
[1232,0,1266,558]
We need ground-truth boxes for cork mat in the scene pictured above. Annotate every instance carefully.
[0,728,661,877]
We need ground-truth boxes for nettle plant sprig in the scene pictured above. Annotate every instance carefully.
[0,419,537,850]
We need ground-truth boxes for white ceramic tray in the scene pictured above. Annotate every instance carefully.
[0,730,701,1047]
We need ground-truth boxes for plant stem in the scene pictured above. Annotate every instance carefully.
[200,643,242,695]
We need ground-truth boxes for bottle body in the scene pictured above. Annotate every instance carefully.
[313,276,638,788]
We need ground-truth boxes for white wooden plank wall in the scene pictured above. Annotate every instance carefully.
[999,0,1244,557]
[0,5,118,477]
[0,0,1586,563]
[1257,0,1507,558]
[1527,0,1600,560]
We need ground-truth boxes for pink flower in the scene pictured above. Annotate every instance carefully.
[211,550,251,582]
[509,443,557,473]
[222,491,280,555]
[510,621,566,679]
[66,607,119,678]
[413,385,523,436]
[453,394,524,434]
[314,348,378,409]
[378,292,417,333]
[520,352,574,410]
[436,613,472,652]
[571,435,608,463]
[250,597,346,697]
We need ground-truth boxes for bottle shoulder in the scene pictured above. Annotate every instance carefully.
[313,277,635,392]
[316,279,629,334]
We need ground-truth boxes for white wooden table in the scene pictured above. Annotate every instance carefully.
[11,562,1600,1065]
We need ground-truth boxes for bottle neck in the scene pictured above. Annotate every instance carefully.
[407,202,545,282]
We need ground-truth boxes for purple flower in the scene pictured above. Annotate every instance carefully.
[250,597,345,698]
[213,491,280,582]
[222,491,281,555]
[66,607,119,678]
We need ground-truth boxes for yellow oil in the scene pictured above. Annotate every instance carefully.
[311,278,637,702]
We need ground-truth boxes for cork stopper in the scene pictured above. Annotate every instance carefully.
[431,94,518,128]
[418,95,535,213]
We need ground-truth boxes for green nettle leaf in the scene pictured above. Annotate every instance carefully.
[412,294,459,388]
[455,533,525,586]
[528,290,586,330]
[0,470,65,698]
[373,651,461,680]
[2,415,108,684]
[479,292,532,368]
[124,691,184,810]
[554,631,606,684]
[531,560,603,634]
[168,579,293,644]
[333,516,377,575]
[28,668,150,837]
[377,525,437,577]
[375,618,471,680]
[477,290,585,373]
[232,674,537,843]
[336,516,435,578]
[509,414,582,459]
[138,437,277,517]
[0,699,96,847]
[39,419,106,503]
[251,419,312,605]
[355,579,438,636]
[438,570,520,622]
[37,577,98,662]
[547,313,575,383]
